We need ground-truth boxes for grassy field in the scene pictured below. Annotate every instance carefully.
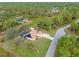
[0,48,12,57]
[3,38,51,57]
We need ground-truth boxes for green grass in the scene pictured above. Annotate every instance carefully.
[0,48,11,57]
[15,39,51,57]
[4,38,51,57]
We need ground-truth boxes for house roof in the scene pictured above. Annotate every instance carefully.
[16,17,28,23]
[20,32,28,37]
[29,28,38,40]
[20,32,32,39]
[20,28,38,40]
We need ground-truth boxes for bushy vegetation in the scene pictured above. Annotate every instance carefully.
[70,21,79,35]
[0,2,79,56]
[56,35,79,57]
[0,2,79,33]
[5,28,18,39]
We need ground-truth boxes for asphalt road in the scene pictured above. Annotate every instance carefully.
[45,27,66,57]
[46,20,79,57]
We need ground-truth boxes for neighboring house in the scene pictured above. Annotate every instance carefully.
[16,17,32,24]
[52,7,59,13]
[16,17,28,23]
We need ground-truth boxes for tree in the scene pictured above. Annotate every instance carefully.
[18,25,30,32]
[5,28,18,39]
[56,35,76,57]
[58,47,71,57]
[71,21,79,33]
[61,7,72,24]
[37,19,51,31]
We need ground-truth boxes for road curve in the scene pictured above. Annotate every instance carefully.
[45,28,66,57]
[46,20,79,57]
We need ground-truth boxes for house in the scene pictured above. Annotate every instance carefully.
[20,28,38,41]
[52,7,59,13]
[16,17,32,24]
[29,28,38,40]
[20,28,52,41]
[20,32,32,40]
[16,17,28,23]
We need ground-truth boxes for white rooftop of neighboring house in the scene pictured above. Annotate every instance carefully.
[23,19,28,22]
[52,7,59,13]
[16,17,32,24]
